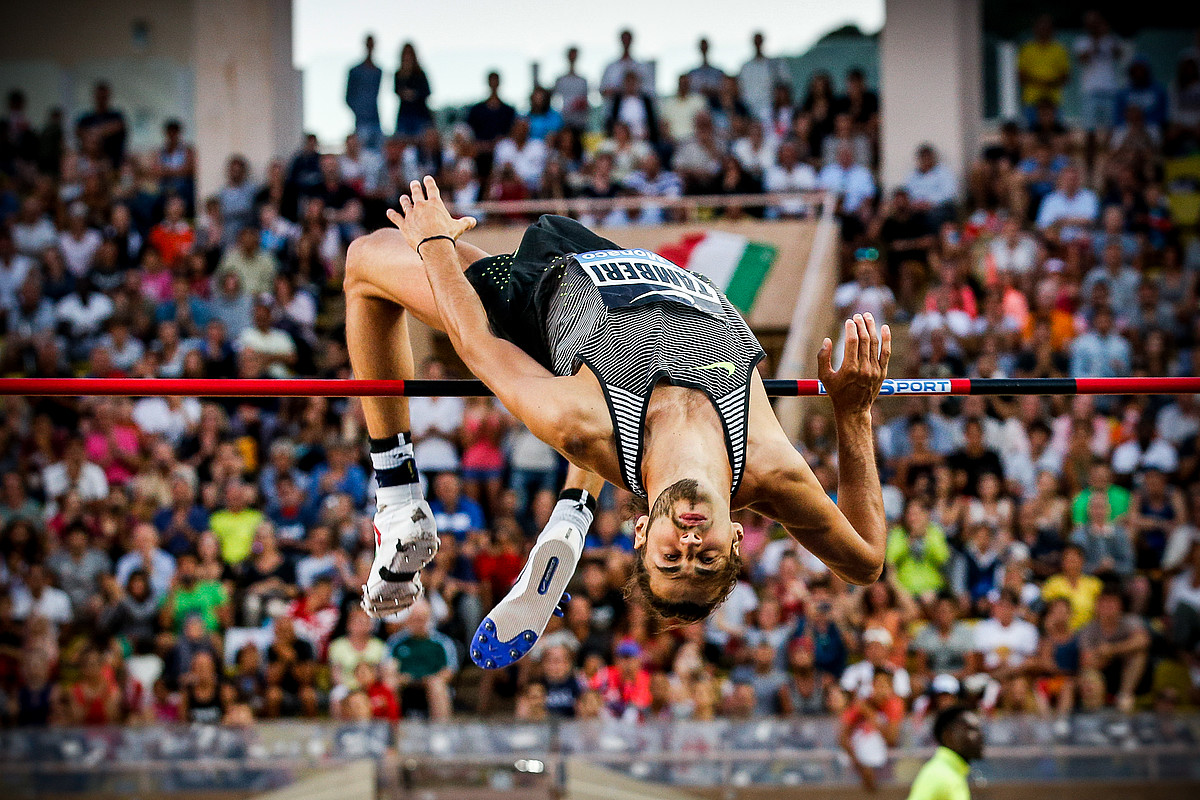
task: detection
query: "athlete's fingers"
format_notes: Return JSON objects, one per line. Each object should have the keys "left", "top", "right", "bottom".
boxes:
{"left": 864, "top": 313, "right": 879, "bottom": 364}
{"left": 817, "top": 337, "right": 834, "bottom": 381}
{"left": 843, "top": 318, "right": 858, "bottom": 367}
{"left": 880, "top": 324, "right": 892, "bottom": 374}
{"left": 410, "top": 179, "right": 426, "bottom": 201}
{"left": 398, "top": 194, "right": 413, "bottom": 216}
{"left": 424, "top": 175, "right": 440, "bottom": 200}
{"left": 854, "top": 314, "right": 870, "bottom": 366}
{"left": 386, "top": 208, "right": 403, "bottom": 228}
{"left": 453, "top": 216, "right": 477, "bottom": 236}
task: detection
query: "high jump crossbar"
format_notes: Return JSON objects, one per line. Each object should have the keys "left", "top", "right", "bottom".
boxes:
{"left": 0, "top": 377, "right": 1196, "bottom": 398}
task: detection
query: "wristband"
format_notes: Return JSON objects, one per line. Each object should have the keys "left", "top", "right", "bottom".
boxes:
{"left": 416, "top": 235, "right": 455, "bottom": 259}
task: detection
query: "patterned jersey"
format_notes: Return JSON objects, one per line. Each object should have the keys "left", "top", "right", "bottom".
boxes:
{"left": 544, "top": 248, "right": 765, "bottom": 498}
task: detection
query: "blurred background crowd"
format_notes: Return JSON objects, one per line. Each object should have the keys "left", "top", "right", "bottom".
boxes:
{"left": 0, "top": 9, "right": 1199, "bottom": 787}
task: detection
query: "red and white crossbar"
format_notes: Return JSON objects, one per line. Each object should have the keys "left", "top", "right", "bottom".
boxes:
{"left": 0, "top": 377, "right": 1195, "bottom": 398}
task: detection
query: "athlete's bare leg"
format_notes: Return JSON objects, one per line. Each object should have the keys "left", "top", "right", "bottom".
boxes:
{"left": 343, "top": 227, "right": 490, "bottom": 437}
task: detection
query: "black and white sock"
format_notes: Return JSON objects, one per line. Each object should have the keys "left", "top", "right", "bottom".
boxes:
{"left": 369, "top": 433, "right": 422, "bottom": 507}
{"left": 540, "top": 488, "right": 597, "bottom": 544}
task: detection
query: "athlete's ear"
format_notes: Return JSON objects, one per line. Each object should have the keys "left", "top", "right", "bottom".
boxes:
{"left": 633, "top": 515, "right": 649, "bottom": 548}
{"left": 731, "top": 521, "right": 744, "bottom": 555}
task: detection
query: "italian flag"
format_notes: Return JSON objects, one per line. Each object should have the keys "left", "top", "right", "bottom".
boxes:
{"left": 657, "top": 231, "right": 778, "bottom": 315}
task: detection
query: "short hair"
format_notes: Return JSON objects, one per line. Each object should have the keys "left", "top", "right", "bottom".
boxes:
{"left": 933, "top": 704, "right": 973, "bottom": 746}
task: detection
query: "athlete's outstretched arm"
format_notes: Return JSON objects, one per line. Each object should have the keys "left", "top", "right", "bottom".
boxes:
{"left": 817, "top": 313, "right": 891, "bottom": 582}
{"left": 386, "top": 177, "right": 584, "bottom": 452}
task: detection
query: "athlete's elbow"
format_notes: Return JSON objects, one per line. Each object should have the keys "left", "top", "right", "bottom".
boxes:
{"left": 843, "top": 549, "right": 885, "bottom": 586}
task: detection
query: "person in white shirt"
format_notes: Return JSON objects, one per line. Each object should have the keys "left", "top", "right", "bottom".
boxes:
{"left": 833, "top": 259, "right": 895, "bottom": 368}
{"left": 904, "top": 144, "right": 959, "bottom": 226}
{"left": 10, "top": 564, "right": 73, "bottom": 632}
{"left": 600, "top": 30, "right": 655, "bottom": 107}
{"left": 237, "top": 296, "right": 297, "bottom": 378}
{"left": 988, "top": 217, "right": 1039, "bottom": 275}
{"left": 1111, "top": 421, "right": 1179, "bottom": 477}
{"left": 840, "top": 627, "right": 912, "bottom": 700}
{"left": 973, "top": 589, "right": 1039, "bottom": 674}
{"left": 408, "top": 358, "right": 464, "bottom": 476}
{"left": 57, "top": 202, "right": 103, "bottom": 276}
{"left": 818, "top": 143, "right": 877, "bottom": 215}
{"left": 11, "top": 197, "right": 59, "bottom": 257}
{"left": 493, "top": 117, "right": 548, "bottom": 192}
{"left": 733, "top": 120, "right": 779, "bottom": 180}
{"left": 1074, "top": 11, "right": 1125, "bottom": 133}
{"left": 661, "top": 74, "right": 709, "bottom": 142}
{"left": 115, "top": 522, "right": 177, "bottom": 601}
{"left": 42, "top": 438, "right": 109, "bottom": 506}
{"left": 1156, "top": 394, "right": 1200, "bottom": 446}
{"left": 763, "top": 140, "right": 816, "bottom": 217}
{"left": 1036, "top": 165, "right": 1099, "bottom": 241}
{"left": 738, "top": 32, "right": 791, "bottom": 122}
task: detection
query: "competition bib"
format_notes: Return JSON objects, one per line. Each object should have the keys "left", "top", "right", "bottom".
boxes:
{"left": 574, "top": 249, "right": 724, "bottom": 315}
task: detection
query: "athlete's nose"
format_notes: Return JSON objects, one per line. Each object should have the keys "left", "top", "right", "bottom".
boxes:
{"left": 679, "top": 529, "right": 702, "bottom": 546}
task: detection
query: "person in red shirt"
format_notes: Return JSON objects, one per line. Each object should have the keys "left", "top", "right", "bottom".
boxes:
{"left": 287, "top": 576, "right": 340, "bottom": 659}
{"left": 353, "top": 662, "right": 400, "bottom": 721}
{"left": 147, "top": 195, "right": 195, "bottom": 270}
{"left": 839, "top": 669, "right": 905, "bottom": 792}
{"left": 599, "top": 639, "right": 653, "bottom": 720}
{"left": 474, "top": 524, "right": 524, "bottom": 606}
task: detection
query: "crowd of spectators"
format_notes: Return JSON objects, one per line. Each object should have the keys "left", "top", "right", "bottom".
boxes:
{"left": 0, "top": 15, "right": 1199, "bottom": 791}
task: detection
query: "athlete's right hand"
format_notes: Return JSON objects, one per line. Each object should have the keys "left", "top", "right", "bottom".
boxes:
{"left": 818, "top": 312, "right": 891, "bottom": 415}
{"left": 386, "top": 176, "right": 477, "bottom": 253}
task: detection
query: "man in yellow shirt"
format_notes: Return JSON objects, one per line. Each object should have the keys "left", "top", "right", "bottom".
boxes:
{"left": 1017, "top": 15, "right": 1071, "bottom": 119}
{"left": 1041, "top": 544, "right": 1103, "bottom": 630}
{"left": 907, "top": 704, "right": 983, "bottom": 800}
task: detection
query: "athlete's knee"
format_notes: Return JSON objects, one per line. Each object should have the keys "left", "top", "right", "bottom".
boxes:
{"left": 345, "top": 228, "right": 406, "bottom": 296}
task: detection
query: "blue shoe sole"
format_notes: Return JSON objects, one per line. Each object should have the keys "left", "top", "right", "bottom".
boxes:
{"left": 469, "top": 537, "right": 577, "bottom": 669}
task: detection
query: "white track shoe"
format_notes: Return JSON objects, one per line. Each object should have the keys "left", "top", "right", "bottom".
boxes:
{"left": 361, "top": 497, "right": 439, "bottom": 619}
{"left": 470, "top": 518, "right": 585, "bottom": 669}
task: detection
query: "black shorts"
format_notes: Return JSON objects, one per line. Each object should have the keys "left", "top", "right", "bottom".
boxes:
{"left": 464, "top": 215, "right": 619, "bottom": 371}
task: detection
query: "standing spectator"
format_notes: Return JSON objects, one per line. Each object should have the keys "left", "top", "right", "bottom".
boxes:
{"left": 1116, "top": 59, "right": 1169, "bottom": 130}
{"left": 158, "top": 119, "right": 196, "bottom": 208}
{"left": 553, "top": 47, "right": 590, "bottom": 142}
{"left": 75, "top": 81, "right": 127, "bottom": 168}
{"left": 687, "top": 37, "right": 726, "bottom": 102}
{"left": 840, "top": 670, "right": 904, "bottom": 793}
{"left": 738, "top": 32, "right": 790, "bottom": 122}
{"left": 600, "top": 30, "right": 655, "bottom": 107}
{"left": 1078, "top": 586, "right": 1150, "bottom": 711}
{"left": 394, "top": 43, "right": 433, "bottom": 139}
{"left": 1069, "top": 306, "right": 1131, "bottom": 379}
{"left": 466, "top": 72, "right": 516, "bottom": 181}
{"left": 904, "top": 144, "right": 958, "bottom": 228}
{"left": 346, "top": 35, "right": 383, "bottom": 151}
{"left": 1074, "top": 12, "right": 1125, "bottom": 141}
{"left": 1017, "top": 15, "right": 1071, "bottom": 122}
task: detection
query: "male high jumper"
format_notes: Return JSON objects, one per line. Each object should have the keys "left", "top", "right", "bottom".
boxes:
{"left": 348, "top": 176, "right": 890, "bottom": 669}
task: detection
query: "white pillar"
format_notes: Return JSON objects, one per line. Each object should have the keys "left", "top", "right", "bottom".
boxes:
{"left": 880, "top": 0, "right": 982, "bottom": 193}
{"left": 192, "top": 0, "right": 301, "bottom": 202}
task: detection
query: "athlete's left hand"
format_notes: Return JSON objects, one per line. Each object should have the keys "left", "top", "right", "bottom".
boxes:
{"left": 386, "top": 176, "right": 476, "bottom": 252}
{"left": 818, "top": 312, "right": 891, "bottom": 415}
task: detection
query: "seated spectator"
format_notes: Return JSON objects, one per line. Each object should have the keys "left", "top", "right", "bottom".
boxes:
{"left": 1167, "top": 536, "right": 1200, "bottom": 663}
{"left": 237, "top": 296, "right": 297, "bottom": 379}
{"left": 840, "top": 670, "right": 903, "bottom": 793}
{"left": 287, "top": 575, "right": 340, "bottom": 660}
{"left": 10, "top": 563, "right": 73, "bottom": 630}
{"left": 160, "top": 552, "right": 230, "bottom": 634}
{"left": 1117, "top": 58, "right": 1169, "bottom": 130}
{"left": 1036, "top": 164, "right": 1099, "bottom": 241}
{"left": 794, "top": 578, "right": 849, "bottom": 678}
{"left": 209, "top": 480, "right": 265, "bottom": 567}
{"left": 763, "top": 140, "right": 817, "bottom": 218}
{"left": 622, "top": 152, "right": 683, "bottom": 225}
{"left": 179, "top": 649, "right": 226, "bottom": 724}
{"left": 429, "top": 472, "right": 486, "bottom": 543}
{"left": 947, "top": 418, "right": 1004, "bottom": 498}
{"left": 1071, "top": 493, "right": 1135, "bottom": 578}
{"left": 597, "top": 639, "right": 651, "bottom": 721}
{"left": 973, "top": 589, "right": 1039, "bottom": 700}
{"left": 265, "top": 615, "right": 319, "bottom": 718}
{"left": 841, "top": 627, "right": 911, "bottom": 701}
{"left": 494, "top": 117, "right": 548, "bottom": 192}
{"left": 1078, "top": 585, "right": 1150, "bottom": 712}
{"left": 66, "top": 647, "right": 123, "bottom": 726}
{"left": 672, "top": 110, "right": 724, "bottom": 193}
{"left": 216, "top": 226, "right": 277, "bottom": 297}
{"left": 1042, "top": 543, "right": 1103, "bottom": 630}
{"left": 386, "top": 600, "right": 455, "bottom": 721}
{"left": 235, "top": 524, "right": 297, "bottom": 625}
{"left": 904, "top": 143, "right": 958, "bottom": 227}
{"left": 1072, "top": 458, "right": 1131, "bottom": 525}
{"left": 1025, "top": 596, "right": 1081, "bottom": 715}
{"left": 210, "top": 273, "right": 254, "bottom": 339}
{"left": 537, "top": 643, "right": 583, "bottom": 718}
{"left": 912, "top": 593, "right": 977, "bottom": 687}
{"left": 730, "top": 640, "right": 789, "bottom": 715}
{"left": 329, "top": 608, "right": 387, "bottom": 691}
{"left": 777, "top": 635, "right": 837, "bottom": 715}
{"left": 886, "top": 499, "right": 950, "bottom": 601}
{"left": 1111, "top": 418, "right": 1179, "bottom": 479}
{"left": 818, "top": 141, "right": 877, "bottom": 216}
{"left": 46, "top": 521, "right": 111, "bottom": 617}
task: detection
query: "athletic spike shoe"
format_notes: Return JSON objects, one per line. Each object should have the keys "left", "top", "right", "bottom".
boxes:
{"left": 470, "top": 521, "right": 584, "bottom": 669}
{"left": 361, "top": 499, "right": 438, "bottom": 619}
